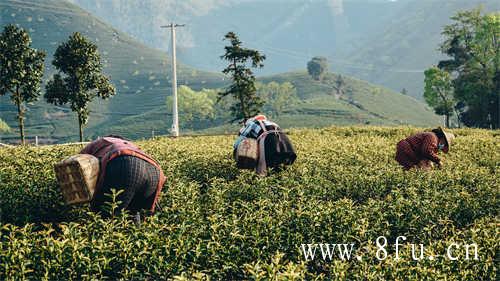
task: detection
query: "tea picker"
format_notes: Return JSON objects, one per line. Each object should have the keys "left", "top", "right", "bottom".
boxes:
{"left": 234, "top": 115, "right": 297, "bottom": 175}
{"left": 395, "top": 127, "right": 455, "bottom": 171}
{"left": 54, "top": 135, "right": 166, "bottom": 222}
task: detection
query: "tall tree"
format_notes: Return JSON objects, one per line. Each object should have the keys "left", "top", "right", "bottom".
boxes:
{"left": 437, "top": 8, "right": 499, "bottom": 128}
{"left": 307, "top": 56, "right": 328, "bottom": 81}
{"left": 219, "top": 32, "right": 266, "bottom": 121}
{"left": 424, "top": 66, "right": 455, "bottom": 128}
{"left": 45, "top": 32, "right": 115, "bottom": 141}
{"left": 0, "top": 25, "right": 45, "bottom": 144}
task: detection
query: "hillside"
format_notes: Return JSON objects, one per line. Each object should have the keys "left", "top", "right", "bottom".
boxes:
{"left": 0, "top": 126, "right": 497, "bottom": 279}
{"left": 0, "top": 0, "right": 226, "bottom": 142}
{"left": 87, "top": 71, "right": 441, "bottom": 138}
{"left": 1, "top": 0, "right": 439, "bottom": 143}
{"left": 259, "top": 71, "right": 439, "bottom": 128}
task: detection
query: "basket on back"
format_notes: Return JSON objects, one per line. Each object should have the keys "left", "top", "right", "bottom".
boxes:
{"left": 54, "top": 154, "right": 100, "bottom": 205}
{"left": 235, "top": 138, "right": 258, "bottom": 169}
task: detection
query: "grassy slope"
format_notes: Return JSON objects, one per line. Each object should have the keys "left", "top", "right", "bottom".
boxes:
{"left": 0, "top": 0, "right": 439, "bottom": 143}
{"left": 260, "top": 71, "right": 440, "bottom": 127}
{"left": 0, "top": 126, "right": 497, "bottom": 279}
{"left": 0, "top": 0, "right": 225, "bottom": 142}
{"left": 109, "top": 71, "right": 441, "bottom": 138}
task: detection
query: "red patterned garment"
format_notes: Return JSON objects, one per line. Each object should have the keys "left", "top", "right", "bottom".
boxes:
{"left": 395, "top": 132, "right": 441, "bottom": 170}
{"left": 80, "top": 137, "right": 166, "bottom": 212}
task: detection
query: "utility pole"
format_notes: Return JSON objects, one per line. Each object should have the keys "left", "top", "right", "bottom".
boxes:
{"left": 161, "top": 23, "right": 185, "bottom": 137}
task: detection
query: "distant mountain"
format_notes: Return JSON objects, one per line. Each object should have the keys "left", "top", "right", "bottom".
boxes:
{"left": 68, "top": 0, "right": 405, "bottom": 73}
{"left": 68, "top": 0, "right": 499, "bottom": 99}
{"left": 0, "top": 0, "right": 439, "bottom": 143}
{"left": 342, "top": 0, "right": 500, "bottom": 100}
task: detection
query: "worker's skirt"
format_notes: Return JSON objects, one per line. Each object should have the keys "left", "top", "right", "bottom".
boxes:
{"left": 91, "top": 155, "right": 161, "bottom": 214}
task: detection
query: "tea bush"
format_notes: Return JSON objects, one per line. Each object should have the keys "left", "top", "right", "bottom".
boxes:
{"left": 0, "top": 126, "right": 498, "bottom": 280}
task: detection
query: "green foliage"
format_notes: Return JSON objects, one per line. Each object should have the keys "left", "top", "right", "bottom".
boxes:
{"left": 219, "top": 32, "right": 266, "bottom": 121}
{"left": 165, "top": 85, "right": 236, "bottom": 131}
{"left": 307, "top": 56, "right": 328, "bottom": 81}
{"left": 0, "top": 127, "right": 497, "bottom": 279}
{"left": 437, "top": 8, "right": 500, "bottom": 128}
{"left": 424, "top": 67, "right": 455, "bottom": 127}
{"left": 102, "top": 189, "right": 125, "bottom": 218}
{"left": 166, "top": 86, "right": 216, "bottom": 127}
{"left": 209, "top": 89, "right": 234, "bottom": 121}
{"left": 257, "top": 81, "right": 299, "bottom": 117}
{"left": 44, "top": 32, "right": 116, "bottom": 142}
{"left": 0, "top": 118, "right": 10, "bottom": 133}
{"left": 0, "top": 24, "right": 45, "bottom": 144}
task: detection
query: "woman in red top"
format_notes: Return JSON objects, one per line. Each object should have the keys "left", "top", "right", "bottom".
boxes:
{"left": 395, "top": 127, "right": 455, "bottom": 170}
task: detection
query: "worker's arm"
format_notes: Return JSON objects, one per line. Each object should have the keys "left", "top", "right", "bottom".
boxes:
{"left": 421, "top": 134, "right": 441, "bottom": 165}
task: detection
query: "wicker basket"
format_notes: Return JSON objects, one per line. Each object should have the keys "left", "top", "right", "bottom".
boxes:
{"left": 236, "top": 137, "right": 258, "bottom": 169}
{"left": 54, "top": 154, "right": 100, "bottom": 205}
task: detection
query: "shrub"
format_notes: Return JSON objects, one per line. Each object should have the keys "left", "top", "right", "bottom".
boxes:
{"left": 0, "top": 126, "right": 497, "bottom": 279}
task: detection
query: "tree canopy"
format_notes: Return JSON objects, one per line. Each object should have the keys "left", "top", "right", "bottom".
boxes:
{"left": 0, "top": 24, "right": 45, "bottom": 144}
{"left": 424, "top": 66, "right": 455, "bottom": 127}
{"left": 436, "top": 8, "right": 499, "bottom": 128}
{"left": 307, "top": 57, "right": 328, "bottom": 81}
{"left": 257, "top": 81, "right": 298, "bottom": 117}
{"left": 219, "top": 32, "right": 266, "bottom": 122}
{"left": 45, "top": 32, "right": 115, "bottom": 141}
{"left": 166, "top": 86, "right": 216, "bottom": 127}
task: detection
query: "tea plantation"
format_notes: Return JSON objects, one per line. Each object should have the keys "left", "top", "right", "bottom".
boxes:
{"left": 0, "top": 127, "right": 498, "bottom": 280}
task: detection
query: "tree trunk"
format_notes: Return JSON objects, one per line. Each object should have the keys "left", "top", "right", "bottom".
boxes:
{"left": 454, "top": 109, "right": 462, "bottom": 128}
{"left": 240, "top": 93, "right": 247, "bottom": 120}
{"left": 232, "top": 58, "right": 248, "bottom": 120}
{"left": 445, "top": 114, "right": 450, "bottom": 128}
{"left": 78, "top": 114, "right": 83, "bottom": 142}
{"left": 15, "top": 91, "right": 25, "bottom": 145}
